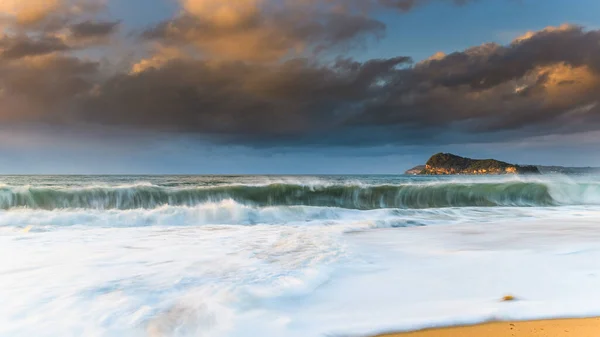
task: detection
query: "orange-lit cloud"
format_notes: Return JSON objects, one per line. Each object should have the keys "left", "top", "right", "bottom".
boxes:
{"left": 512, "top": 23, "right": 577, "bottom": 44}
{"left": 0, "top": 0, "right": 106, "bottom": 29}
{"left": 130, "top": 45, "right": 189, "bottom": 74}
{"left": 0, "top": 0, "right": 61, "bottom": 25}
{"left": 141, "top": 0, "right": 386, "bottom": 63}
{"left": 181, "top": 0, "right": 262, "bottom": 26}
{"left": 537, "top": 63, "right": 599, "bottom": 106}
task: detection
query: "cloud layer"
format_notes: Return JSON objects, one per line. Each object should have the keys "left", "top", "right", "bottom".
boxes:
{"left": 1, "top": 0, "right": 600, "bottom": 147}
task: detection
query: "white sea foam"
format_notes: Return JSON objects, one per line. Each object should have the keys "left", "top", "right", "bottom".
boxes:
{"left": 1, "top": 205, "right": 600, "bottom": 336}
{"left": 0, "top": 222, "right": 348, "bottom": 337}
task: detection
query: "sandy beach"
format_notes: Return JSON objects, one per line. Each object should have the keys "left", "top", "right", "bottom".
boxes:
{"left": 376, "top": 318, "right": 600, "bottom": 337}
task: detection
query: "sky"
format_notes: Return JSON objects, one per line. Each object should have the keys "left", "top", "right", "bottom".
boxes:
{"left": 1, "top": 0, "right": 600, "bottom": 174}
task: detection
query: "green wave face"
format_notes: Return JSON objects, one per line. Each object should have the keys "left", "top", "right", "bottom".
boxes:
{"left": 0, "top": 181, "right": 566, "bottom": 210}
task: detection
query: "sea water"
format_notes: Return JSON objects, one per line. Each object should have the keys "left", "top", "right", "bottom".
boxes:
{"left": 1, "top": 175, "right": 600, "bottom": 336}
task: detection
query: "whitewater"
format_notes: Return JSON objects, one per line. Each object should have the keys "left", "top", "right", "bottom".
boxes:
{"left": 1, "top": 175, "right": 600, "bottom": 337}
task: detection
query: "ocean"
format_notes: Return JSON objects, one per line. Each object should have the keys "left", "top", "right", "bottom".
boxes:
{"left": 1, "top": 175, "right": 600, "bottom": 336}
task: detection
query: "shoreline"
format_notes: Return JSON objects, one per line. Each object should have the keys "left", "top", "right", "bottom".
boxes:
{"left": 373, "top": 317, "right": 600, "bottom": 337}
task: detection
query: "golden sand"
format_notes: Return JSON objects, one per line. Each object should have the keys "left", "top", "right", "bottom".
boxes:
{"left": 375, "top": 318, "right": 600, "bottom": 337}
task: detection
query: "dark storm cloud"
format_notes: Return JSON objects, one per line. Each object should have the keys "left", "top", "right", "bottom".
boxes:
{"left": 4, "top": 24, "right": 600, "bottom": 146}
{"left": 69, "top": 20, "right": 120, "bottom": 39}
{"left": 81, "top": 56, "right": 411, "bottom": 138}
{"left": 2, "top": 0, "right": 600, "bottom": 148}
{"left": 0, "top": 55, "right": 99, "bottom": 122}
{"left": 81, "top": 24, "right": 600, "bottom": 145}
{"left": 413, "top": 25, "right": 600, "bottom": 90}
{"left": 0, "top": 20, "right": 118, "bottom": 61}
{"left": 0, "top": 35, "right": 69, "bottom": 59}
{"left": 350, "top": 25, "right": 600, "bottom": 133}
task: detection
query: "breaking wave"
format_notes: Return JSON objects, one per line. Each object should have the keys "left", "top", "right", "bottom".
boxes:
{"left": 0, "top": 179, "right": 599, "bottom": 210}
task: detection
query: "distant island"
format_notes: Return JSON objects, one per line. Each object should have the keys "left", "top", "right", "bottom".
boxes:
{"left": 406, "top": 153, "right": 600, "bottom": 175}
{"left": 406, "top": 153, "right": 540, "bottom": 175}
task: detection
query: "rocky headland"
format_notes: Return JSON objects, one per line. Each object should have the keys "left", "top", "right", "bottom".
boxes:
{"left": 406, "top": 153, "right": 540, "bottom": 175}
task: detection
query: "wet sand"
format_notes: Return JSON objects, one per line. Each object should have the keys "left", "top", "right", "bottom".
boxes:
{"left": 375, "top": 318, "right": 600, "bottom": 337}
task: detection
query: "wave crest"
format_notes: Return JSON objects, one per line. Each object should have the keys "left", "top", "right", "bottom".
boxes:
{"left": 0, "top": 179, "right": 595, "bottom": 210}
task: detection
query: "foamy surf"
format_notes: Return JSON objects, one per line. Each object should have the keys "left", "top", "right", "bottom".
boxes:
{"left": 1, "top": 175, "right": 600, "bottom": 337}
